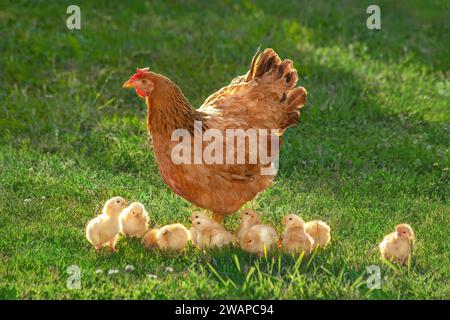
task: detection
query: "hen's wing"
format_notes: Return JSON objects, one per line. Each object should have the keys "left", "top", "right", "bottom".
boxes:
{"left": 199, "top": 48, "right": 307, "bottom": 132}
{"left": 195, "top": 48, "right": 307, "bottom": 183}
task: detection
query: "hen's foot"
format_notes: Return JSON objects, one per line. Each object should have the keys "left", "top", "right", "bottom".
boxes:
{"left": 212, "top": 213, "right": 224, "bottom": 223}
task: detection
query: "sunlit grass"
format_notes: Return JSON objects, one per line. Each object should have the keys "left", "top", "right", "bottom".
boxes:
{"left": 0, "top": 0, "right": 449, "bottom": 299}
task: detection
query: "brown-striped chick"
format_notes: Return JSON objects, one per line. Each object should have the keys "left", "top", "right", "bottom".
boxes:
{"left": 305, "top": 220, "right": 331, "bottom": 248}
{"left": 142, "top": 223, "right": 190, "bottom": 251}
{"left": 188, "top": 211, "right": 225, "bottom": 245}
{"left": 281, "top": 214, "right": 314, "bottom": 256}
{"left": 379, "top": 224, "right": 414, "bottom": 265}
{"left": 191, "top": 218, "right": 233, "bottom": 249}
{"left": 119, "top": 202, "right": 149, "bottom": 238}
{"left": 86, "top": 196, "right": 127, "bottom": 252}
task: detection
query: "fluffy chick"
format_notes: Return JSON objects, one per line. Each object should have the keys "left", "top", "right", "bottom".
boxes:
{"left": 379, "top": 224, "right": 414, "bottom": 265}
{"left": 191, "top": 218, "right": 233, "bottom": 249}
{"left": 241, "top": 224, "right": 278, "bottom": 255}
{"left": 86, "top": 196, "right": 127, "bottom": 252}
{"left": 188, "top": 211, "right": 226, "bottom": 245}
{"left": 119, "top": 202, "right": 149, "bottom": 237}
{"left": 142, "top": 223, "right": 190, "bottom": 251}
{"left": 281, "top": 214, "right": 314, "bottom": 256}
{"left": 305, "top": 220, "right": 331, "bottom": 248}
{"left": 237, "top": 209, "right": 261, "bottom": 246}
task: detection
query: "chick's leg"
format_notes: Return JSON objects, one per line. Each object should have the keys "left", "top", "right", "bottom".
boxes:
{"left": 108, "top": 235, "right": 118, "bottom": 252}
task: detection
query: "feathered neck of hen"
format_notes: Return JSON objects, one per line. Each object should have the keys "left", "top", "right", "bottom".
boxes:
{"left": 145, "top": 74, "right": 206, "bottom": 136}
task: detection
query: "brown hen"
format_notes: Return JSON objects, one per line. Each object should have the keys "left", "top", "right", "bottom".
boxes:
{"left": 123, "top": 48, "right": 307, "bottom": 222}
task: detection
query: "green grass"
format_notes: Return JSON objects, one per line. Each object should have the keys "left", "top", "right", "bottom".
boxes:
{"left": 0, "top": 0, "right": 449, "bottom": 299}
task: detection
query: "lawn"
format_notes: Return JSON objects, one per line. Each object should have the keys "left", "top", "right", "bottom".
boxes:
{"left": 0, "top": 0, "right": 449, "bottom": 299}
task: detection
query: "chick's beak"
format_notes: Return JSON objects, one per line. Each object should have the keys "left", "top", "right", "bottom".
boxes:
{"left": 122, "top": 79, "right": 134, "bottom": 88}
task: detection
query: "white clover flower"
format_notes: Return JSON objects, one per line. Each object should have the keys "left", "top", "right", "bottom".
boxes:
{"left": 108, "top": 269, "right": 119, "bottom": 276}
{"left": 24, "top": 199, "right": 32, "bottom": 203}
{"left": 124, "top": 265, "right": 135, "bottom": 272}
{"left": 95, "top": 269, "right": 103, "bottom": 274}
{"left": 165, "top": 267, "right": 174, "bottom": 273}
{"left": 148, "top": 274, "right": 158, "bottom": 280}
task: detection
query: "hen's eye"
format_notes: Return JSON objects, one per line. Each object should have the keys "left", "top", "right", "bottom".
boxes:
{"left": 141, "top": 80, "right": 146, "bottom": 84}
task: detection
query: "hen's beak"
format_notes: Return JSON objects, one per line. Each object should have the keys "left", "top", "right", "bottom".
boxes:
{"left": 122, "top": 79, "right": 134, "bottom": 88}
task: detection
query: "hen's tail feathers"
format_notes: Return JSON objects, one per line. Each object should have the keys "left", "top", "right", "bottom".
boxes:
{"left": 247, "top": 48, "right": 307, "bottom": 131}
{"left": 284, "top": 87, "right": 307, "bottom": 129}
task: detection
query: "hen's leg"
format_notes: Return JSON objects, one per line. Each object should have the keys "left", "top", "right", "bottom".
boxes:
{"left": 212, "top": 213, "right": 224, "bottom": 223}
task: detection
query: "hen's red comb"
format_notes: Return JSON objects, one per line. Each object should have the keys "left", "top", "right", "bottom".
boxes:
{"left": 130, "top": 67, "right": 150, "bottom": 80}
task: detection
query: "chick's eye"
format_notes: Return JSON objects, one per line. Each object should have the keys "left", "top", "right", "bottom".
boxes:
{"left": 289, "top": 218, "right": 293, "bottom": 220}
{"left": 197, "top": 222, "right": 200, "bottom": 225}
{"left": 116, "top": 200, "right": 120, "bottom": 203}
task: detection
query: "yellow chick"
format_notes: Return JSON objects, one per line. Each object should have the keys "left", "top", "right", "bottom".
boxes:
{"left": 305, "top": 220, "right": 331, "bottom": 248}
{"left": 188, "top": 211, "right": 226, "bottom": 245}
{"left": 191, "top": 218, "right": 233, "bottom": 249}
{"left": 281, "top": 214, "right": 314, "bottom": 256}
{"left": 142, "top": 223, "right": 190, "bottom": 251}
{"left": 86, "top": 196, "right": 127, "bottom": 252}
{"left": 241, "top": 224, "right": 278, "bottom": 255}
{"left": 119, "top": 202, "right": 149, "bottom": 237}
{"left": 237, "top": 209, "right": 261, "bottom": 246}
{"left": 379, "top": 224, "right": 414, "bottom": 265}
